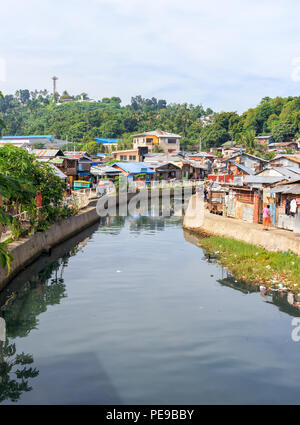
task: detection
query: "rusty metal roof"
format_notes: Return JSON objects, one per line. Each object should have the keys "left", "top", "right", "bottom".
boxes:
{"left": 33, "top": 149, "right": 63, "bottom": 157}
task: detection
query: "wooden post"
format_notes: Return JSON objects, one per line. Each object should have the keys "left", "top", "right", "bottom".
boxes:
{"left": 253, "top": 192, "right": 259, "bottom": 224}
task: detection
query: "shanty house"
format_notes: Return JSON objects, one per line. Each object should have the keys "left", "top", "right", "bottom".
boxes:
{"left": 224, "top": 152, "right": 268, "bottom": 173}
{"left": 147, "top": 162, "right": 182, "bottom": 180}
{"left": 267, "top": 180, "right": 300, "bottom": 232}
{"left": 64, "top": 152, "right": 93, "bottom": 181}
{"left": 33, "top": 149, "right": 64, "bottom": 159}
{"left": 111, "top": 162, "right": 155, "bottom": 183}
{"left": 268, "top": 155, "right": 300, "bottom": 169}
{"left": 49, "top": 157, "right": 78, "bottom": 184}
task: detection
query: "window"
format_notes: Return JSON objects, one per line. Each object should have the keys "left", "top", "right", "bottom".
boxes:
{"left": 167, "top": 138, "right": 177, "bottom": 144}
{"left": 120, "top": 155, "right": 127, "bottom": 160}
{"left": 146, "top": 138, "right": 153, "bottom": 144}
{"left": 129, "top": 155, "right": 136, "bottom": 160}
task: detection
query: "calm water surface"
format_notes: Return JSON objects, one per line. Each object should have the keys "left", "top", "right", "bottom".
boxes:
{"left": 0, "top": 214, "right": 300, "bottom": 405}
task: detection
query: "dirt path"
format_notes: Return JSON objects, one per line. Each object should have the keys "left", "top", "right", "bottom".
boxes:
{"left": 183, "top": 195, "right": 300, "bottom": 256}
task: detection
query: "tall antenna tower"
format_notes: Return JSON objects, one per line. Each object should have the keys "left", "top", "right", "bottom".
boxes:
{"left": 51, "top": 76, "right": 58, "bottom": 96}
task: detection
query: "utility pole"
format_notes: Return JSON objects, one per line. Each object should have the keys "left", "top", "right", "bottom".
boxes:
{"left": 66, "top": 135, "right": 68, "bottom": 152}
{"left": 199, "top": 137, "right": 202, "bottom": 152}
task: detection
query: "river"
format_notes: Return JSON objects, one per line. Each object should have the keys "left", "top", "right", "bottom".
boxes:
{"left": 0, "top": 212, "right": 300, "bottom": 405}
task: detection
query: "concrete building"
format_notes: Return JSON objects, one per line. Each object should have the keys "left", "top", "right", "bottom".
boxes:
{"left": 1, "top": 135, "right": 69, "bottom": 149}
{"left": 111, "top": 147, "right": 150, "bottom": 162}
{"left": 111, "top": 149, "right": 139, "bottom": 161}
{"left": 132, "top": 130, "right": 181, "bottom": 154}
{"left": 95, "top": 138, "right": 118, "bottom": 152}
{"left": 0, "top": 140, "right": 33, "bottom": 151}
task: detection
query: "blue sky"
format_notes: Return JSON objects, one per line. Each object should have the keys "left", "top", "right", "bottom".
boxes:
{"left": 0, "top": 0, "right": 299, "bottom": 113}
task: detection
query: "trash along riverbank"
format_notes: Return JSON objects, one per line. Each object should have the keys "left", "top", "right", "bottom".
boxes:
{"left": 192, "top": 232, "right": 300, "bottom": 294}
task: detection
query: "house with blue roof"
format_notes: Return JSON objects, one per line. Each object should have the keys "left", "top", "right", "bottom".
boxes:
{"left": 2, "top": 135, "right": 54, "bottom": 142}
{"left": 95, "top": 138, "right": 119, "bottom": 151}
{"left": 111, "top": 162, "right": 155, "bottom": 183}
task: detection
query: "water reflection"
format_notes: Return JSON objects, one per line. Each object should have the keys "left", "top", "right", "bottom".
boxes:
{"left": 0, "top": 224, "right": 99, "bottom": 403}
{"left": 0, "top": 259, "right": 67, "bottom": 402}
{"left": 0, "top": 216, "right": 299, "bottom": 404}
{"left": 99, "top": 213, "right": 182, "bottom": 235}
{"left": 183, "top": 229, "right": 300, "bottom": 318}
{"left": 0, "top": 333, "right": 39, "bottom": 403}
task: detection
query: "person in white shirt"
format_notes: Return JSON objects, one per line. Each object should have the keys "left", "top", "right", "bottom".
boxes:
{"left": 290, "top": 198, "right": 297, "bottom": 216}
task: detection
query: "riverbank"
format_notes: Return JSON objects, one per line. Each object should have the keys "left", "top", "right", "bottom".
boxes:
{"left": 183, "top": 195, "right": 300, "bottom": 256}
{"left": 194, "top": 233, "right": 300, "bottom": 290}
{"left": 183, "top": 195, "right": 300, "bottom": 291}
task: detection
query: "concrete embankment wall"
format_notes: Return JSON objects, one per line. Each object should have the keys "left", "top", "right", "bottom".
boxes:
{"left": 0, "top": 187, "right": 194, "bottom": 291}
{"left": 0, "top": 189, "right": 165, "bottom": 290}
{"left": 0, "top": 204, "right": 101, "bottom": 291}
{"left": 183, "top": 195, "right": 300, "bottom": 256}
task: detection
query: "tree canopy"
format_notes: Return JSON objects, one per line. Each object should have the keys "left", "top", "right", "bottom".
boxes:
{"left": 0, "top": 90, "right": 299, "bottom": 151}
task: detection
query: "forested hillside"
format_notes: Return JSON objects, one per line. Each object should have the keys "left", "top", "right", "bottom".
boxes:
{"left": 0, "top": 90, "right": 299, "bottom": 151}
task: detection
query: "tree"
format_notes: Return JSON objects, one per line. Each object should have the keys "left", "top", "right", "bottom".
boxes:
{"left": 240, "top": 129, "right": 256, "bottom": 150}
{"left": 0, "top": 145, "right": 64, "bottom": 226}
{"left": 86, "top": 141, "right": 102, "bottom": 155}
{"left": 271, "top": 121, "right": 296, "bottom": 143}
{"left": 200, "top": 125, "right": 230, "bottom": 148}
{"left": 19, "top": 89, "right": 30, "bottom": 104}
{"left": 59, "top": 91, "right": 74, "bottom": 102}
{"left": 1, "top": 89, "right": 299, "bottom": 153}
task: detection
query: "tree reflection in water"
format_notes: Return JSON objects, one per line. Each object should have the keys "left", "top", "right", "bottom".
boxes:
{"left": 183, "top": 229, "right": 300, "bottom": 318}
{"left": 0, "top": 243, "right": 84, "bottom": 403}
{"left": 0, "top": 338, "right": 39, "bottom": 403}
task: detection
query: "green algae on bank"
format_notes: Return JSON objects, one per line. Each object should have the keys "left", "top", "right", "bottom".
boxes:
{"left": 197, "top": 235, "right": 300, "bottom": 291}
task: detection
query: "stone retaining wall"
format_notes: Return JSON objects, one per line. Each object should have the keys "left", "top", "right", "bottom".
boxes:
{"left": 183, "top": 195, "right": 300, "bottom": 256}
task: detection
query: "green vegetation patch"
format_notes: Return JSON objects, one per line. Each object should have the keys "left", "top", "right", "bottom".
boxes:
{"left": 198, "top": 236, "right": 300, "bottom": 290}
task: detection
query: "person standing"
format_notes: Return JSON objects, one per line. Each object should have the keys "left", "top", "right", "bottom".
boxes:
{"left": 290, "top": 198, "right": 298, "bottom": 217}
{"left": 263, "top": 204, "right": 271, "bottom": 230}
{"left": 66, "top": 182, "right": 71, "bottom": 195}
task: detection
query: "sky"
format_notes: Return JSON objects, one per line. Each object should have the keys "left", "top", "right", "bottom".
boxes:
{"left": 0, "top": 0, "right": 300, "bottom": 113}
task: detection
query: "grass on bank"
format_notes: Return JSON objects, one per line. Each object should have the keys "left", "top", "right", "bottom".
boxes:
{"left": 198, "top": 236, "right": 300, "bottom": 290}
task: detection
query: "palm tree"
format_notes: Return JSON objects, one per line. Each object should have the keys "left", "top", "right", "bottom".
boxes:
{"left": 240, "top": 129, "right": 256, "bottom": 151}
